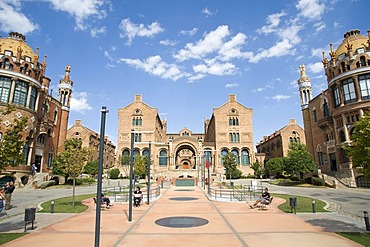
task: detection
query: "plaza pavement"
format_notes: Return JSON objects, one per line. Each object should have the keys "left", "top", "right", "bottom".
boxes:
{"left": 1, "top": 186, "right": 366, "bottom": 247}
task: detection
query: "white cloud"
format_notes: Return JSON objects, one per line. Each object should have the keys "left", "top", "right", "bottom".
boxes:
{"left": 0, "top": 1, "right": 38, "bottom": 34}
{"left": 218, "top": 32, "right": 248, "bottom": 61}
{"left": 159, "top": 39, "right": 178, "bottom": 46}
{"left": 90, "top": 26, "right": 106, "bottom": 38}
{"left": 48, "top": 0, "right": 107, "bottom": 30}
{"left": 119, "top": 18, "right": 164, "bottom": 46}
{"left": 257, "top": 12, "right": 286, "bottom": 35}
{"left": 225, "top": 83, "right": 239, "bottom": 88}
{"left": 174, "top": 25, "right": 230, "bottom": 61}
{"left": 118, "top": 55, "right": 187, "bottom": 81}
{"left": 296, "top": 0, "right": 325, "bottom": 20}
{"left": 187, "top": 73, "right": 205, "bottom": 82}
{"left": 249, "top": 39, "right": 296, "bottom": 63}
{"left": 313, "top": 22, "right": 326, "bottom": 32}
{"left": 307, "top": 62, "right": 323, "bottom": 74}
{"left": 179, "top": 28, "right": 198, "bottom": 36}
{"left": 201, "top": 7, "right": 214, "bottom": 17}
{"left": 193, "top": 59, "right": 236, "bottom": 76}
{"left": 272, "top": 94, "right": 291, "bottom": 101}
{"left": 70, "top": 91, "right": 93, "bottom": 114}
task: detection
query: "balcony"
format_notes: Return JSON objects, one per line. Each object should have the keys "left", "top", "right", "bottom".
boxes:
{"left": 317, "top": 116, "right": 333, "bottom": 128}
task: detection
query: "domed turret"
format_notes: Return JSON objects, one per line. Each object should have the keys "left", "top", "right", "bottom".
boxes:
{"left": 0, "top": 32, "right": 36, "bottom": 61}
{"left": 322, "top": 29, "right": 370, "bottom": 84}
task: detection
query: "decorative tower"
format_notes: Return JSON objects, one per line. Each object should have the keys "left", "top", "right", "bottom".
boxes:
{"left": 57, "top": 65, "right": 73, "bottom": 151}
{"left": 298, "top": 65, "right": 314, "bottom": 155}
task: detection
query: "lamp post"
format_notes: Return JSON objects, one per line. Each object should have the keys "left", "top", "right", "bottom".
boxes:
{"left": 147, "top": 141, "right": 151, "bottom": 205}
{"left": 94, "top": 106, "right": 109, "bottom": 247}
{"left": 128, "top": 131, "right": 135, "bottom": 222}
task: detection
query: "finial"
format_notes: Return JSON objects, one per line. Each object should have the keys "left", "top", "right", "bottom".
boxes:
{"left": 345, "top": 35, "right": 353, "bottom": 52}
{"left": 329, "top": 43, "right": 336, "bottom": 58}
{"left": 367, "top": 30, "right": 370, "bottom": 47}
{"left": 299, "top": 65, "right": 306, "bottom": 77}
{"left": 322, "top": 52, "right": 328, "bottom": 68}
{"left": 64, "top": 65, "right": 71, "bottom": 80}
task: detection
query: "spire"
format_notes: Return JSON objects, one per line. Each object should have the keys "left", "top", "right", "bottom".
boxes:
{"left": 329, "top": 43, "right": 336, "bottom": 67}
{"left": 64, "top": 65, "right": 71, "bottom": 81}
{"left": 297, "top": 65, "right": 312, "bottom": 110}
{"left": 16, "top": 40, "right": 23, "bottom": 62}
{"left": 42, "top": 55, "right": 47, "bottom": 74}
{"left": 33, "top": 47, "right": 39, "bottom": 67}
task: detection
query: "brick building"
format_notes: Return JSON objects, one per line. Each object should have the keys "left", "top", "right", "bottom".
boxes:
{"left": 298, "top": 29, "right": 370, "bottom": 187}
{"left": 256, "top": 119, "right": 306, "bottom": 162}
{"left": 117, "top": 94, "right": 255, "bottom": 179}
{"left": 0, "top": 32, "right": 72, "bottom": 185}
{"left": 67, "top": 120, "right": 116, "bottom": 169}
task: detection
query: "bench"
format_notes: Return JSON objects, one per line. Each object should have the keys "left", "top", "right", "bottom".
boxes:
{"left": 93, "top": 197, "right": 107, "bottom": 210}
{"left": 258, "top": 197, "right": 273, "bottom": 210}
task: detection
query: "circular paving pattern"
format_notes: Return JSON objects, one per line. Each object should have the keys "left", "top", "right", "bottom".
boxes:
{"left": 155, "top": 216, "right": 209, "bottom": 228}
{"left": 169, "top": 197, "right": 198, "bottom": 201}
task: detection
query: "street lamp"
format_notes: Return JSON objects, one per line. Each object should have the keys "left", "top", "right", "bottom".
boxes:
{"left": 94, "top": 106, "right": 109, "bottom": 247}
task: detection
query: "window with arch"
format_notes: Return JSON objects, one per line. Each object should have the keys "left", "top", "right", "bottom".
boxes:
{"left": 229, "top": 132, "right": 240, "bottom": 142}
{"left": 142, "top": 149, "right": 150, "bottom": 157}
{"left": 339, "top": 130, "right": 346, "bottom": 142}
{"left": 204, "top": 150, "right": 212, "bottom": 163}
{"left": 29, "top": 87, "right": 38, "bottom": 110}
{"left": 220, "top": 149, "right": 228, "bottom": 165}
{"left": 121, "top": 149, "right": 130, "bottom": 166}
{"left": 241, "top": 149, "right": 250, "bottom": 165}
{"left": 229, "top": 117, "right": 239, "bottom": 126}
{"left": 4, "top": 58, "right": 13, "bottom": 70}
{"left": 317, "top": 151, "right": 324, "bottom": 167}
{"left": 333, "top": 85, "right": 341, "bottom": 108}
{"left": 132, "top": 117, "right": 142, "bottom": 126}
{"left": 290, "top": 131, "right": 300, "bottom": 143}
{"left": 231, "top": 149, "right": 240, "bottom": 164}
{"left": 323, "top": 99, "right": 329, "bottom": 117}
{"left": 133, "top": 149, "right": 140, "bottom": 157}
{"left": 159, "top": 150, "right": 167, "bottom": 166}
{"left": 37, "top": 134, "right": 46, "bottom": 144}
{"left": 0, "top": 76, "right": 11, "bottom": 103}
{"left": 358, "top": 74, "right": 370, "bottom": 100}
{"left": 134, "top": 133, "right": 142, "bottom": 142}
{"left": 13, "top": 80, "right": 28, "bottom": 107}
{"left": 341, "top": 78, "right": 357, "bottom": 104}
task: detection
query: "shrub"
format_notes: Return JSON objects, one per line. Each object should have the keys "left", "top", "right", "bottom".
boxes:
{"left": 304, "top": 177, "right": 313, "bottom": 184}
{"left": 109, "top": 168, "right": 120, "bottom": 179}
{"left": 65, "top": 177, "right": 95, "bottom": 185}
{"left": 312, "top": 177, "right": 325, "bottom": 186}
{"left": 290, "top": 175, "right": 301, "bottom": 181}
{"left": 40, "top": 180, "right": 55, "bottom": 189}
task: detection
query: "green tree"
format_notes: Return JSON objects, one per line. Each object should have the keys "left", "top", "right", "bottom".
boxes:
{"left": 250, "top": 161, "right": 264, "bottom": 178}
{"left": 345, "top": 112, "right": 370, "bottom": 179}
{"left": 84, "top": 160, "right": 99, "bottom": 176}
{"left": 134, "top": 155, "right": 148, "bottom": 179}
{"left": 284, "top": 142, "right": 316, "bottom": 179}
{"left": 222, "top": 152, "right": 242, "bottom": 179}
{"left": 52, "top": 138, "right": 91, "bottom": 207}
{"left": 109, "top": 168, "right": 120, "bottom": 179}
{"left": 0, "top": 104, "right": 28, "bottom": 170}
{"left": 119, "top": 154, "right": 130, "bottom": 177}
{"left": 264, "top": 157, "right": 285, "bottom": 178}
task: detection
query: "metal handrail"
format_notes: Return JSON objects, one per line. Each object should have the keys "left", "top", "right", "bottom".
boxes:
{"left": 103, "top": 185, "right": 161, "bottom": 202}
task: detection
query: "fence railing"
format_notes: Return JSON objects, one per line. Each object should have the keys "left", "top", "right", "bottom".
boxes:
{"left": 208, "top": 185, "right": 264, "bottom": 202}
{"left": 103, "top": 185, "right": 161, "bottom": 202}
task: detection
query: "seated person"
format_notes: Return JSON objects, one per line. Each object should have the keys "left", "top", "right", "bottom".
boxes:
{"left": 101, "top": 193, "right": 113, "bottom": 208}
{"left": 249, "top": 187, "right": 270, "bottom": 209}
{"left": 133, "top": 186, "right": 143, "bottom": 207}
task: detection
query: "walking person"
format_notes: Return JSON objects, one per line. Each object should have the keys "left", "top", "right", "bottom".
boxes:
{"left": 4, "top": 181, "right": 15, "bottom": 210}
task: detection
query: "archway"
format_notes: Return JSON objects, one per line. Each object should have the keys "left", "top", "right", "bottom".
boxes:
{"left": 174, "top": 144, "right": 197, "bottom": 170}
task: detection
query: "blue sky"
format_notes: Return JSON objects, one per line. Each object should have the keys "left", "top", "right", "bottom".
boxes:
{"left": 1, "top": 0, "right": 368, "bottom": 149}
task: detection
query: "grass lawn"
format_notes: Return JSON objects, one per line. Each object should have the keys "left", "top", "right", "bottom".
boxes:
{"left": 272, "top": 193, "right": 328, "bottom": 213}
{"left": 337, "top": 232, "right": 370, "bottom": 247}
{"left": 39, "top": 194, "right": 95, "bottom": 213}
{"left": 0, "top": 233, "right": 27, "bottom": 245}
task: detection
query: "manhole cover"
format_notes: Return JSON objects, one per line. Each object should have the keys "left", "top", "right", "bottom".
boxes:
{"left": 169, "top": 197, "right": 198, "bottom": 201}
{"left": 175, "top": 189, "right": 194, "bottom": 191}
{"left": 155, "top": 217, "right": 209, "bottom": 228}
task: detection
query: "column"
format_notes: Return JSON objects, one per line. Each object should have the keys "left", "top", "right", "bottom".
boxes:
{"left": 353, "top": 76, "right": 362, "bottom": 102}
{"left": 342, "top": 114, "right": 350, "bottom": 141}
{"left": 26, "top": 84, "right": 32, "bottom": 108}
{"left": 9, "top": 78, "right": 16, "bottom": 104}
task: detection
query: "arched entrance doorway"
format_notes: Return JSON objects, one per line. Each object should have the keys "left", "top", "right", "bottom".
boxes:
{"left": 174, "top": 144, "right": 197, "bottom": 170}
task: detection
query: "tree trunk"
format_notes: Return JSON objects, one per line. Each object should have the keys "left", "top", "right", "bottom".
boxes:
{"left": 72, "top": 177, "right": 76, "bottom": 208}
